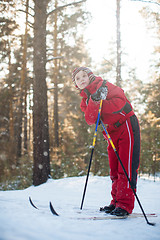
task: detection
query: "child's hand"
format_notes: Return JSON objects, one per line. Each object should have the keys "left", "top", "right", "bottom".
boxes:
{"left": 91, "top": 85, "right": 108, "bottom": 101}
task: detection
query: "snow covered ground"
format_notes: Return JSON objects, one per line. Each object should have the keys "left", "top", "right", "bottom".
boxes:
{"left": 0, "top": 176, "right": 160, "bottom": 240}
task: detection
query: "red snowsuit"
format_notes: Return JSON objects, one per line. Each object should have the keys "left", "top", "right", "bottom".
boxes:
{"left": 80, "top": 77, "right": 140, "bottom": 214}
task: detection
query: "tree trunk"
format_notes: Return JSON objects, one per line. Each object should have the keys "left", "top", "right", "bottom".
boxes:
{"left": 116, "top": 0, "right": 121, "bottom": 87}
{"left": 8, "top": 43, "right": 14, "bottom": 143}
{"left": 53, "top": 0, "right": 59, "bottom": 147}
{"left": 23, "top": 0, "right": 29, "bottom": 154}
{"left": 33, "top": 0, "right": 50, "bottom": 186}
{"left": 17, "top": 0, "right": 29, "bottom": 158}
{"left": 8, "top": 43, "right": 15, "bottom": 159}
{"left": 17, "top": 59, "right": 23, "bottom": 159}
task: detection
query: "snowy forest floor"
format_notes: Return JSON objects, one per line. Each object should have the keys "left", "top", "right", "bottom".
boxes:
{"left": 0, "top": 176, "right": 160, "bottom": 240}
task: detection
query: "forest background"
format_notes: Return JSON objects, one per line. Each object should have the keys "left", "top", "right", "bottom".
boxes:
{"left": 0, "top": 0, "right": 159, "bottom": 190}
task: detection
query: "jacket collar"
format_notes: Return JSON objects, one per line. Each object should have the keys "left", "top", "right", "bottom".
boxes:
{"left": 80, "top": 77, "right": 103, "bottom": 98}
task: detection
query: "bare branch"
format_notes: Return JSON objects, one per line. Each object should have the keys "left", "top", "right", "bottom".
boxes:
{"left": 47, "top": 0, "right": 87, "bottom": 17}
{"left": 27, "top": 21, "right": 34, "bottom": 29}
{"left": 46, "top": 48, "right": 54, "bottom": 51}
{"left": 22, "top": 3, "right": 34, "bottom": 12}
{"left": 18, "top": 9, "right": 34, "bottom": 18}
{"left": 130, "top": 0, "right": 160, "bottom": 6}
{"left": 47, "top": 56, "right": 64, "bottom": 62}
{"left": 103, "top": 58, "right": 115, "bottom": 67}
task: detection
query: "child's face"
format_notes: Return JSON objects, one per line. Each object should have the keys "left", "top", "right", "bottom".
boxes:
{"left": 75, "top": 70, "right": 90, "bottom": 90}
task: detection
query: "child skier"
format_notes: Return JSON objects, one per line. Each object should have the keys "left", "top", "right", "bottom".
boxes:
{"left": 72, "top": 67, "right": 140, "bottom": 216}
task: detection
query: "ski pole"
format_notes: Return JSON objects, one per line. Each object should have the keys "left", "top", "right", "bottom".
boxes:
{"left": 80, "top": 99, "right": 103, "bottom": 210}
{"left": 101, "top": 120, "right": 155, "bottom": 226}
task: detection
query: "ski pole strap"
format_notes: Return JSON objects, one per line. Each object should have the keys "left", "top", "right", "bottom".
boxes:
{"left": 92, "top": 99, "right": 103, "bottom": 148}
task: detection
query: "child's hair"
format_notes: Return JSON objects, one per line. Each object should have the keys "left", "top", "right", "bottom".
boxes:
{"left": 72, "top": 67, "right": 95, "bottom": 88}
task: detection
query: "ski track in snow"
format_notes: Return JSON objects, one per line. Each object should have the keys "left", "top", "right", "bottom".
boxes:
{"left": 0, "top": 176, "right": 160, "bottom": 240}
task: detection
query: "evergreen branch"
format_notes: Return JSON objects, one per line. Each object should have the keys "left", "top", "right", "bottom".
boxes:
{"left": 47, "top": 0, "right": 87, "bottom": 17}
{"left": 130, "top": 0, "right": 160, "bottom": 6}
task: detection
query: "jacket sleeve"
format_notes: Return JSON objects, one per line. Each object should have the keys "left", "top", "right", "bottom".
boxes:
{"left": 101, "top": 83, "right": 127, "bottom": 114}
{"left": 80, "top": 97, "right": 101, "bottom": 125}
{"left": 80, "top": 83, "right": 127, "bottom": 125}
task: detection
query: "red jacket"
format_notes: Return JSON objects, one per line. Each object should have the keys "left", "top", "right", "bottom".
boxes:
{"left": 80, "top": 77, "right": 134, "bottom": 131}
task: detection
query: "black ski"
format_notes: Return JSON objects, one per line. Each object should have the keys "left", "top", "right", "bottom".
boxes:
{"left": 49, "top": 202, "right": 59, "bottom": 216}
{"left": 29, "top": 197, "right": 39, "bottom": 209}
{"left": 29, "top": 197, "right": 59, "bottom": 216}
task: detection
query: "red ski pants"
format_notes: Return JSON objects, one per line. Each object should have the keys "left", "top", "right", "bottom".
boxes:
{"left": 106, "top": 115, "right": 140, "bottom": 214}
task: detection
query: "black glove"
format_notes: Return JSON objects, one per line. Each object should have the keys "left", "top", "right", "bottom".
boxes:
{"left": 83, "top": 88, "right": 91, "bottom": 105}
{"left": 91, "top": 81, "right": 108, "bottom": 101}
